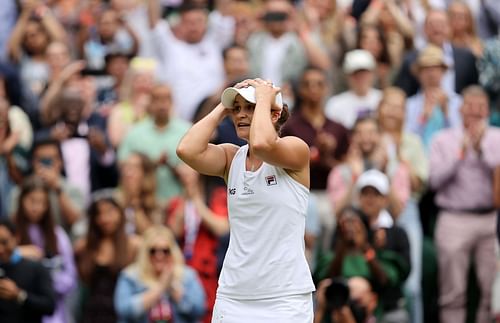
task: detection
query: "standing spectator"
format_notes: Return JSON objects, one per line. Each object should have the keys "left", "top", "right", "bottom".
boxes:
{"left": 327, "top": 116, "right": 410, "bottom": 219}
{"left": 360, "top": 0, "right": 416, "bottom": 69}
{"left": 0, "top": 98, "right": 29, "bottom": 217}
{"left": 107, "top": 57, "right": 156, "bottom": 148}
{"left": 357, "top": 24, "right": 396, "bottom": 89}
{"left": 448, "top": 1, "right": 483, "bottom": 57}
{"left": 39, "top": 89, "right": 118, "bottom": 204}
{"left": 325, "top": 49, "right": 382, "bottom": 130}
{"left": 8, "top": 138, "right": 84, "bottom": 233}
{"left": 405, "top": 45, "right": 462, "bottom": 150}
{"left": 282, "top": 67, "right": 350, "bottom": 249}
{"left": 118, "top": 84, "right": 191, "bottom": 204}
{"left": 395, "top": 9, "right": 478, "bottom": 97}
{"left": 78, "top": 7, "right": 139, "bottom": 72}
{"left": 148, "top": 0, "right": 235, "bottom": 121}
{"left": 14, "top": 176, "right": 77, "bottom": 323}
{"left": 0, "top": 218, "right": 56, "bottom": 323}
{"left": 378, "top": 87, "right": 428, "bottom": 323}
{"left": 166, "top": 165, "right": 229, "bottom": 323}
{"left": 247, "top": 0, "right": 318, "bottom": 87}
{"left": 114, "top": 225, "right": 206, "bottom": 323}
{"left": 115, "top": 152, "right": 159, "bottom": 235}
{"left": 74, "top": 192, "right": 139, "bottom": 323}
{"left": 429, "top": 86, "right": 500, "bottom": 323}
{"left": 7, "top": 0, "right": 67, "bottom": 99}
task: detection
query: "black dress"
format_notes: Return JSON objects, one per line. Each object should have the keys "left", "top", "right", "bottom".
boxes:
{"left": 82, "top": 264, "right": 118, "bottom": 323}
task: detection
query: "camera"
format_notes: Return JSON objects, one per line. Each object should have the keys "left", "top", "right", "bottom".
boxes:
{"left": 324, "top": 278, "right": 367, "bottom": 323}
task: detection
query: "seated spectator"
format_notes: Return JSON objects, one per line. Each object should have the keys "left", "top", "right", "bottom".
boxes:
{"left": 118, "top": 83, "right": 191, "bottom": 205}
{"left": 314, "top": 276, "right": 378, "bottom": 323}
{"left": 327, "top": 116, "right": 410, "bottom": 219}
{"left": 39, "top": 89, "right": 118, "bottom": 203}
{"left": 167, "top": 165, "right": 228, "bottom": 323}
{"left": 78, "top": 7, "right": 138, "bottom": 72}
{"left": 14, "top": 176, "right": 77, "bottom": 323}
{"left": 429, "top": 86, "right": 500, "bottom": 323}
{"left": 448, "top": 0, "right": 483, "bottom": 58}
{"left": 115, "top": 152, "right": 159, "bottom": 235}
{"left": 108, "top": 57, "right": 156, "bottom": 148}
{"left": 114, "top": 225, "right": 206, "bottom": 323}
{"left": 0, "top": 218, "right": 56, "bottom": 323}
{"left": 74, "top": 191, "right": 139, "bottom": 323}
{"left": 9, "top": 138, "right": 84, "bottom": 233}
{"left": 45, "top": 41, "right": 72, "bottom": 92}
{"left": 7, "top": 0, "right": 66, "bottom": 99}
{"left": 325, "top": 50, "right": 382, "bottom": 130}
{"left": 405, "top": 45, "right": 462, "bottom": 150}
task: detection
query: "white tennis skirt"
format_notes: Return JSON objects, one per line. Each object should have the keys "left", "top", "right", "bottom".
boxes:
{"left": 211, "top": 293, "right": 313, "bottom": 323}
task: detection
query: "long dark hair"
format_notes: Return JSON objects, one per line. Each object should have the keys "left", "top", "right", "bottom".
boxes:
{"left": 15, "top": 176, "right": 58, "bottom": 257}
{"left": 356, "top": 24, "right": 391, "bottom": 66}
{"left": 78, "top": 195, "right": 130, "bottom": 283}
{"left": 275, "top": 103, "right": 290, "bottom": 135}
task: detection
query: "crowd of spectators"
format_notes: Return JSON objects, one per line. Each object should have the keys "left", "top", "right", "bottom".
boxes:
{"left": 0, "top": 0, "right": 500, "bottom": 323}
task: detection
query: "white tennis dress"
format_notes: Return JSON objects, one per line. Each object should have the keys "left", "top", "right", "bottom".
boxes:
{"left": 213, "top": 145, "right": 315, "bottom": 322}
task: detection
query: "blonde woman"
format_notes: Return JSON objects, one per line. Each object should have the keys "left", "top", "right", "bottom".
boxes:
{"left": 114, "top": 225, "right": 206, "bottom": 323}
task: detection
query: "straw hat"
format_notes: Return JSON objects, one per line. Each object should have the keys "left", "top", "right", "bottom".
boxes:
{"left": 411, "top": 45, "right": 448, "bottom": 75}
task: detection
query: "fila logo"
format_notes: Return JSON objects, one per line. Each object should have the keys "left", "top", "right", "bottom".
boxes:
{"left": 266, "top": 175, "right": 277, "bottom": 186}
{"left": 229, "top": 188, "right": 236, "bottom": 195}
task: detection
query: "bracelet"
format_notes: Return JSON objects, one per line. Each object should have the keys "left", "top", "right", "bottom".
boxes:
{"left": 364, "top": 248, "right": 376, "bottom": 262}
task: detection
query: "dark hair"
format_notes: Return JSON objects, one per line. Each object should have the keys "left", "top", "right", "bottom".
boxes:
{"left": 15, "top": 176, "right": 58, "bottom": 257}
{"left": 0, "top": 63, "right": 23, "bottom": 107}
{"left": 352, "top": 115, "right": 380, "bottom": 133}
{"left": 222, "top": 44, "right": 248, "bottom": 60}
{"left": 0, "top": 218, "right": 16, "bottom": 235}
{"left": 275, "top": 103, "right": 290, "bottom": 135}
{"left": 357, "top": 24, "right": 391, "bottom": 65}
{"left": 78, "top": 193, "right": 130, "bottom": 283}
{"left": 178, "top": 1, "right": 209, "bottom": 14}
{"left": 31, "top": 137, "right": 64, "bottom": 172}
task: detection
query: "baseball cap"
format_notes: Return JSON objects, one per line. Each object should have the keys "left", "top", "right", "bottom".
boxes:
{"left": 356, "top": 169, "right": 390, "bottom": 195}
{"left": 221, "top": 86, "right": 283, "bottom": 110}
{"left": 343, "top": 49, "right": 376, "bottom": 74}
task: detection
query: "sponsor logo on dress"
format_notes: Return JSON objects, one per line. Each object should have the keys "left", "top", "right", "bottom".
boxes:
{"left": 242, "top": 186, "right": 254, "bottom": 195}
{"left": 229, "top": 188, "right": 236, "bottom": 195}
{"left": 265, "top": 175, "right": 277, "bottom": 186}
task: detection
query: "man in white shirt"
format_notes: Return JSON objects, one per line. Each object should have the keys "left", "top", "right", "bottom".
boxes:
{"left": 325, "top": 50, "right": 382, "bottom": 129}
{"left": 148, "top": 0, "right": 235, "bottom": 122}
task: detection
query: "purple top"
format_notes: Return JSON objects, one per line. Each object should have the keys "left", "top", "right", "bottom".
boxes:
{"left": 429, "top": 127, "right": 500, "bottom": 211}
{"left": 28, "top": 224, "right": 77, "bottom": 323}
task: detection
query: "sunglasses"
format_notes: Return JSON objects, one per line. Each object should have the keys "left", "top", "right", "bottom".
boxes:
{"left": 149, "top": 247, "right": 171, "bottom": 256}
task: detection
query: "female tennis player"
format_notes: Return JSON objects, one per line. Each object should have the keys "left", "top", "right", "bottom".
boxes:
{"left": 176, "top": 78, "right": 315, "bottom": 322}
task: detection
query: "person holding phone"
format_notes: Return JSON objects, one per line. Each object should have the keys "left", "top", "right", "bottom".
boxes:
{"left": 177, "top": 78, "right": 315, "bottom": 322}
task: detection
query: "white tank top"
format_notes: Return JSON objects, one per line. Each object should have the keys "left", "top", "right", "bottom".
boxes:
{"left": 217, "top": 145, "right": 316, "bottom": 299}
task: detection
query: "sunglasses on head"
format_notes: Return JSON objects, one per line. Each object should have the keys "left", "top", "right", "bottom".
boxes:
{"left": 149, "top": 247, "right": 171, "bottom": 256}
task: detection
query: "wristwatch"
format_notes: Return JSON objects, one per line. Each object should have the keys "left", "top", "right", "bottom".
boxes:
{"left": 17, "top": 289, "right": 27, "bottom": 305}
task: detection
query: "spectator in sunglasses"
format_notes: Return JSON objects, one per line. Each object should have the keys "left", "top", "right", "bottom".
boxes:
{"left": 114, "top": 225, "right": 205, "bottom": 323}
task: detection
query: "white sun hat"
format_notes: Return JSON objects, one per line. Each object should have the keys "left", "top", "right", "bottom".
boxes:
{"left": 221, "top": 86, "right": 283, "bottom": 110}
